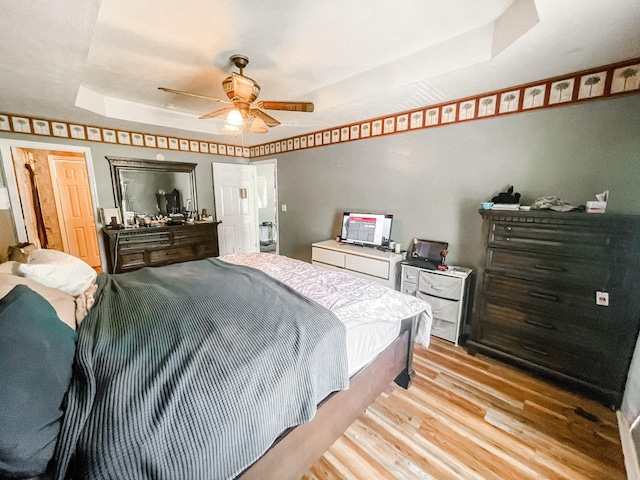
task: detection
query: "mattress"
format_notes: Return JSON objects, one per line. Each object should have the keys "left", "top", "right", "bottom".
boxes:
{"left": 220, "top": 253, "right": 433, "bottom": 375}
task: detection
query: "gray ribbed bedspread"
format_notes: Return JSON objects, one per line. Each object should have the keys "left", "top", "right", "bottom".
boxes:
{"left": 54, "top": 258, "right": 348, "bottom": 479}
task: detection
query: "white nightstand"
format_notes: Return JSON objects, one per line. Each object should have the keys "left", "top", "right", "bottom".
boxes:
{"left": 401, "top": 264, "right": 472, "bottom": 345}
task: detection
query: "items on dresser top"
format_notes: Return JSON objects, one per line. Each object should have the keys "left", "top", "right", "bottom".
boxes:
{"left": 103, "top": 222, "right": 220, "bottom": 273}
{"left": 311, "top": 239, "right": 403, "bottom": 289}
{"left": 401, "top": 263, "right": 472, "bottom": 345}
{"left": 468, "top": 209, "right": 640, "bottom": 408}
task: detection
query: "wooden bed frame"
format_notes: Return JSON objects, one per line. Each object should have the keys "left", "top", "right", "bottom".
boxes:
{"left": 239, "top": 315, "right": 417, "bottom": 479}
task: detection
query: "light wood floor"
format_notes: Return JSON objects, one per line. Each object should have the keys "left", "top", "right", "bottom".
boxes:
{"left": 303, "top": 337, "right": 625, "bottom": 480}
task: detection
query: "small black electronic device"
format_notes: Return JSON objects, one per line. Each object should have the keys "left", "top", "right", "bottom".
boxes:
{"left": 407, "top": 238, "right": 449, "bottom": 269}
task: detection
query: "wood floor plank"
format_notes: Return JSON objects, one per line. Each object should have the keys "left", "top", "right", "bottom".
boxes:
{"left": 304, "top": 338, "right": 626, "bottom": 479}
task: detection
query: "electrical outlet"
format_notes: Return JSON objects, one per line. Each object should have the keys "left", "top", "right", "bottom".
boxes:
{"left": 281, "top": 204, "right": 287, "bottom": 212}
{"left": 596, "top": 291, "right": 609, "bottom": 306}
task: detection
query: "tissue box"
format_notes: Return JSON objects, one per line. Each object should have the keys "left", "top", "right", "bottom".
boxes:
{"left": 586, "top": 201, "right": 607, "bottom": 213}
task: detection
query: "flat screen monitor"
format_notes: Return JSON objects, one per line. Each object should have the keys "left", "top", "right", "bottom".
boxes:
{"left": 409, "top": 238, "right": 449, "bottom": 264}
{"left": 340, "top": 212, "right": 393, "bottom": 248}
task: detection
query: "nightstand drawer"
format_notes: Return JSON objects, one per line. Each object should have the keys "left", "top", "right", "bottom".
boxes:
{"left": 430, "top": 318, "right": 458, "bottom": 343}
{"left": 402, "top": 266, "right": 419, "bottom": 284}
{"left": 417, "top": 292, "right": 458, "bottom": 323}
{"left": 402, "top": 281, "right": 417, "bottom": 295}
{"left": 418, "top": 271, "right": 462, "bottom": 300}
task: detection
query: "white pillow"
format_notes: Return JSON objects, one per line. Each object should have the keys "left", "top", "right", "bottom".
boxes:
{"left": 18, "top": 249, "right": 97, "bottom": 297}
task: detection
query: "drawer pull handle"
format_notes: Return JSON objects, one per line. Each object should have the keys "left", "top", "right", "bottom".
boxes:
{"left": 504, "top": 226, "right": 513, "bottom": 232}
{"left": 534, "top": 264, "right": 565, "bottom": 272}
{"left": 529, "top": 291, "right": 558, "bottom": 302}
{"left": 165, "top": 251, "right": 180, "bottom": 256}
{"left": 504, "top": 236, "right": 511, "bottom": 242}
{"left": 522, "top": 343, "right": 549, "bottom": 357}
{"left": 524, "top": 319, "right": 556, "bottom": 330}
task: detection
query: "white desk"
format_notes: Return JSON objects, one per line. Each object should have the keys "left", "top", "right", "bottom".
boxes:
{"left": 311, "top": 240, "right": 403, "bottom": 289}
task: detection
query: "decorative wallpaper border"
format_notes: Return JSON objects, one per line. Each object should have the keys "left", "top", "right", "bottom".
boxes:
{"left": 0, "top": 112, "right": 251, "bottom": 158}
{"left": 250, "top": 57, "right": 640, "bottom": 157}
{"left": 0, "top": 58, "right": 638, "bottom": 159}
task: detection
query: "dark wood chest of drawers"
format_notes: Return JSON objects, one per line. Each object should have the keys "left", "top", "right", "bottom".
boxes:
{"left": 468, "top": 209, "right": 640, "bottom": 408}
{"left": 103, "top": 223, "right": 220, "bottom": 273}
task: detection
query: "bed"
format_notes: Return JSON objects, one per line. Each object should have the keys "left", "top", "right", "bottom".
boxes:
{"left": 0, "top": 250, "right": 432, "bottom": 480}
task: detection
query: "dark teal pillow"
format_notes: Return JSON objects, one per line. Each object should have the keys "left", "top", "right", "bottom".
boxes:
{"left": 0, "top": 285, "right": 77, "bottom": 478}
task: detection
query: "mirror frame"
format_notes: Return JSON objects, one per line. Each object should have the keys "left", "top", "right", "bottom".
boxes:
{"left": 107, "top": 156, "right": 197, "bottom": 221}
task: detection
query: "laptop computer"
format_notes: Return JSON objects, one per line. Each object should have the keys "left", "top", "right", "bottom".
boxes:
{"left": 405, "top": 238, "right": 449, "bottom": 270}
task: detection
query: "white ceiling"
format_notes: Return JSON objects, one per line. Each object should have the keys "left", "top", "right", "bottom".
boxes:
{"left": 1, "top": 0, "right": 639, "bottom": 146}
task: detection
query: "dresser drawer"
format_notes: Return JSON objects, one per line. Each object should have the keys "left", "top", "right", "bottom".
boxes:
{"left": 119, "top": 252, "right": 146, "bottom": 270}
{"left": 486, "top": 248, "right": 611, "bottom": 287}
{"left": 483, "top": 273, "right": 610, "bottom": 322}
{"left": 345, "top": 254, "right": 389, "bottom": 279}
{"left": 475, "top": 321, "right": 605, "bottom": 385}
{"left": 119, "top": 232, "right": 170, "bottom": 250}
{"left": 480, "top": 298, "right": 616, "bottom": 347}
{"left": 148, "top": 246, "right": 194, "bottom": 264}
{"left": 489, "top": 221, "right": 612, "bottom": 258}
{"left": 197, "top": 241, "right": 218, "bottom": 257}
{"left": 418, "top": 271, "right": 462, "bottom": 300}
{"left": 312, "top": 247, "right": 345, "bottom": 268}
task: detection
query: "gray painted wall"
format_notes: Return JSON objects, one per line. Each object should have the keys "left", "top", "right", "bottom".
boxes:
{"left": 275, "top": 95, "right": 640, "bottom": 265}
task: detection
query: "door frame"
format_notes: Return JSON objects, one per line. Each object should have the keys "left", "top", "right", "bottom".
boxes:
{"left": 251, "top": 158, "right": 279, "bottom": 255}
{"left": 0, "top": 139, "right": 104, "bottom": 268}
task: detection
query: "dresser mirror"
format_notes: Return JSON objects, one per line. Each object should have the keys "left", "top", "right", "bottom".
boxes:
{"left": 107, "top": 157, "right": 197, "bottom": 224}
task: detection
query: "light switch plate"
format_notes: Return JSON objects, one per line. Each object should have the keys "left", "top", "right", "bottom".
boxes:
{"left": 596, "top": 291, "right": 609, "bottom": 306}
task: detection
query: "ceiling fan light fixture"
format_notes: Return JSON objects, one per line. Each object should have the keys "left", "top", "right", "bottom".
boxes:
{"left": 249, "top": 117, "right": 268, "bottom": 134}
{"left": 222, "top": 123, "right": 242, "bottom": 134}
{"left": 225, "top": 108, "right": 245, "bottom": 127}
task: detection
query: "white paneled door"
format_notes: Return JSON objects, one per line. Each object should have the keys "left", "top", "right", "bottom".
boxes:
{"left": 212, "top": 163, "right": 259, "bottom": 256}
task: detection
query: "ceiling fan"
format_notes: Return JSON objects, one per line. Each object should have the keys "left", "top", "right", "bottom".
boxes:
{"left": 159, "top": 54, "right": 314, "bottom": 133}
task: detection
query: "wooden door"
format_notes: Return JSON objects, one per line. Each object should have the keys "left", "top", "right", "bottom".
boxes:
{"left": 49, "top": 156, "right": 101, "bottom": 268}
{"left": 212, "top": 163, "right": 258, "bottom": 256}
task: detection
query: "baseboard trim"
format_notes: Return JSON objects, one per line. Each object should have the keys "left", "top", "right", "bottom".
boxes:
{"left": 618, "top": 411, "right": 640, "bottom": 480}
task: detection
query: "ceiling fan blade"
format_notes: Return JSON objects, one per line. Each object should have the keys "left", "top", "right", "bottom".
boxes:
{"left": 199, "top": 106, "right": 234, "bottom": 120}
{"left": 256, "top": 101, "right": 314, "bottom": 113}
{"left": 158, "top": 87, "right": 229, "bottom": 103}
{"left": 250, "top": 109, "right": 281, "bottom": 127}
